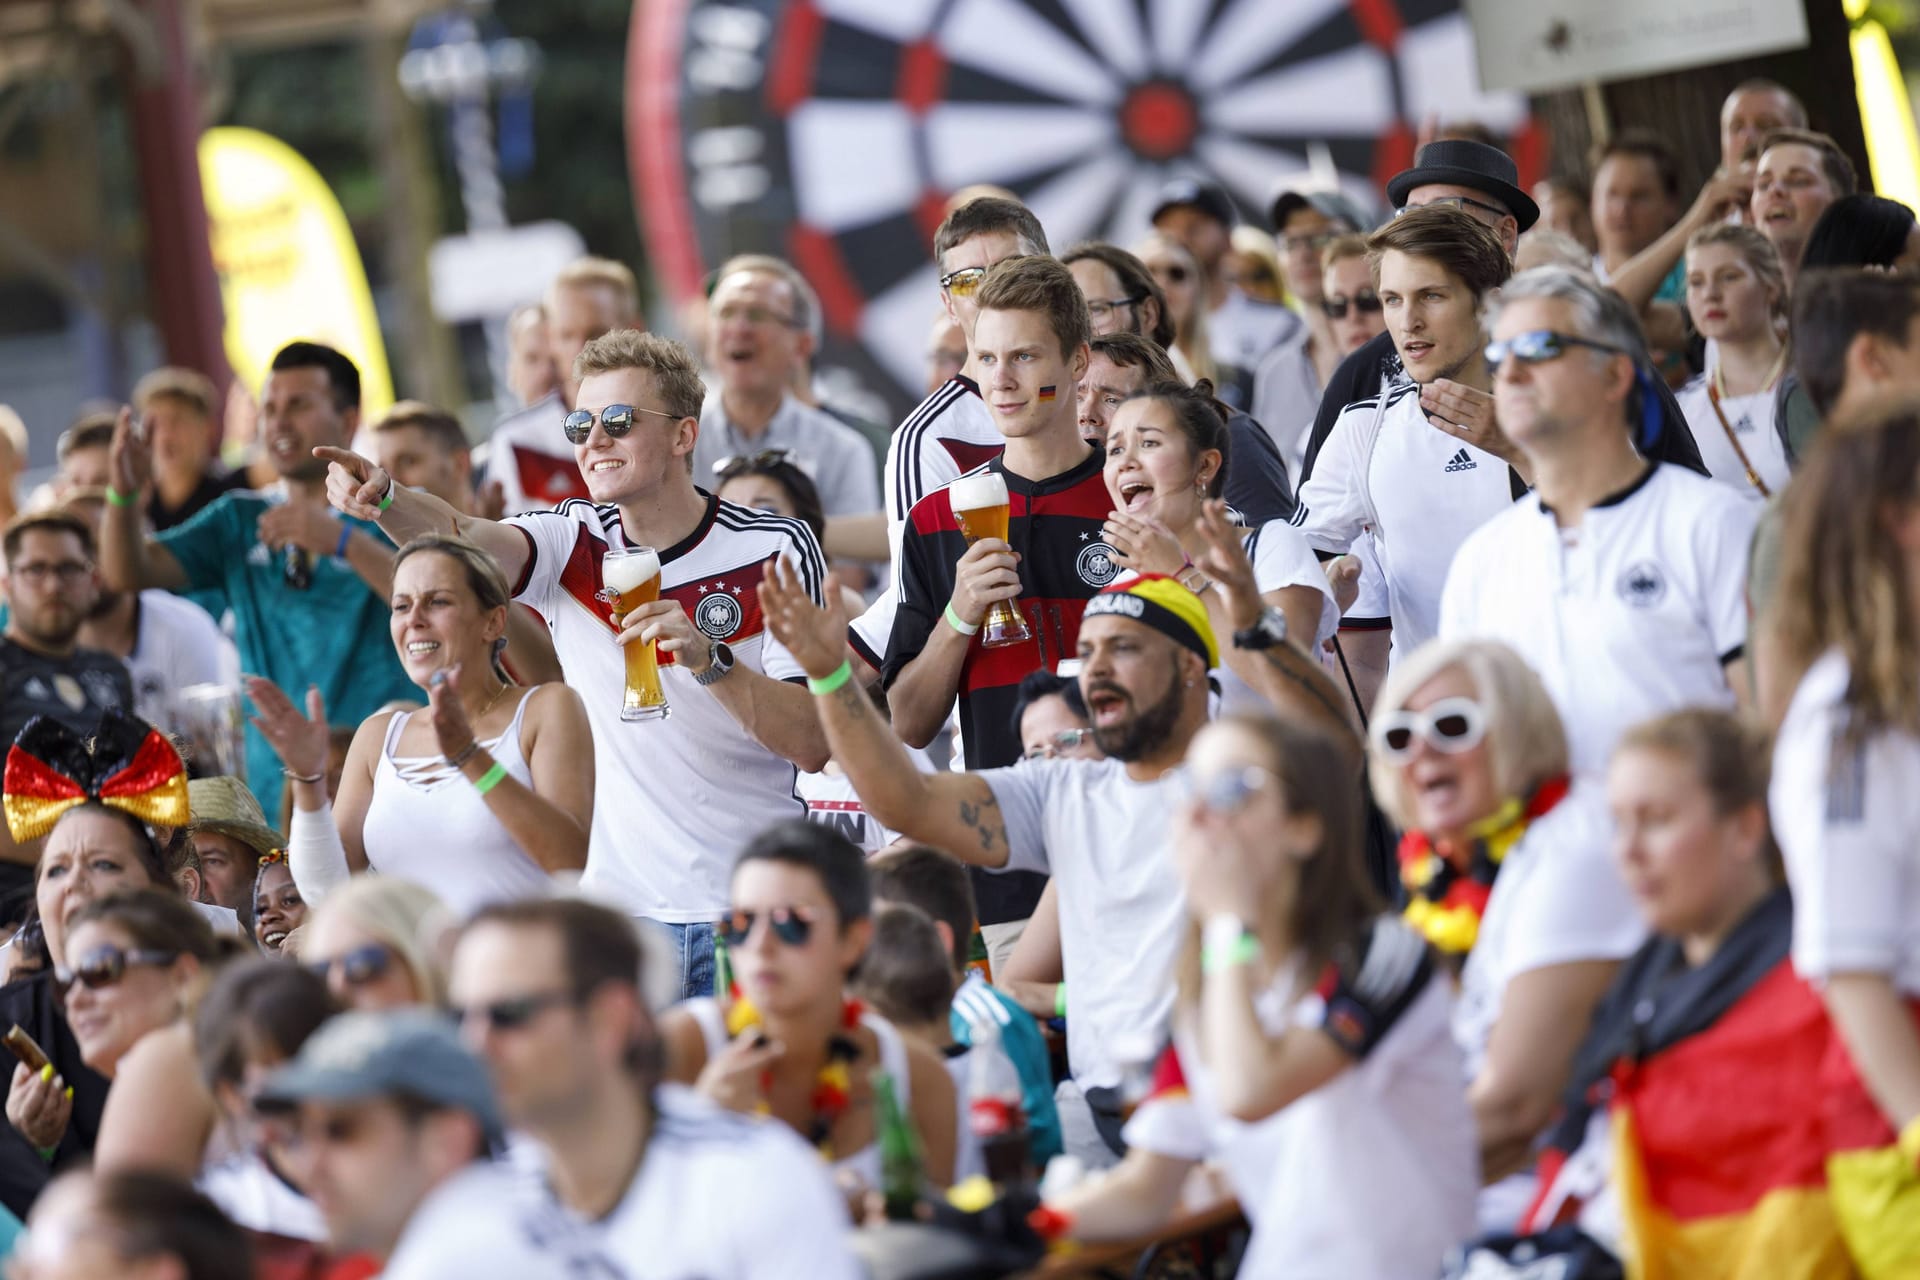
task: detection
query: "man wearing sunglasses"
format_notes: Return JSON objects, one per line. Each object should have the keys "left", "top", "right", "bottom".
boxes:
{"left": 691, "top": 256, "right": 881, "bottom": 530}
{"left": 319, "top": 330, "right": 832, "bottom": 1000}
{"left": 1149, "top": 177, "right": 1300, "bottom": 373}
{"left": 1441, "top": 267, "right": 1757, "bottom": 779}
{"left": 430, "top": 897, "right": 860, "bottom": 1278}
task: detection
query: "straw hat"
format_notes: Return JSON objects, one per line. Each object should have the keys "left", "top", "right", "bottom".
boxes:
{"left": 186, "top": 776, "right": 284, "bottom": 858}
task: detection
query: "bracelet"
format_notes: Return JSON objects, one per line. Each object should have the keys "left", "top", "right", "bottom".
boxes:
{"left": 35, "top": 1145, "right": 55, "bottom": 1165}
{"left": 807, "top": 660, "right": 854, "bottom": 696}
{"left": 472, "top": 761, "right": 509, "bottom": 795}
{"left": 105, "top": 486, "right": 138, "bottom": 509}
{"left": 444, "top": 741, "right": 481, "bottom": 770}
{"left": 282, "top": 768, "right": 325, "bottom": 784}
{"left": 334, "top": 525, "right": 352, "bottom": 559}
{"left": 1053, "top": 983, "right": 1067, "bottom": 1019}
{"left": 943, "top": 602, "right": 981, "bottom": 637}
{"left": 1202, "top": 933, "right": 1261, "bottom": 974}
{"left": 377, "top": 475, "right": 396, "bottom": 512}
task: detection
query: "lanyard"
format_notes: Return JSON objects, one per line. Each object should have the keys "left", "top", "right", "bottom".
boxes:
{"left": 1704, "top": 347, "right": 1786, "bottom": 498}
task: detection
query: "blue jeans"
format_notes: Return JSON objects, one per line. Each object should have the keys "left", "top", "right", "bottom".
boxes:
{"left": 647, "top": 920, "right": 715, "bottom": 1001}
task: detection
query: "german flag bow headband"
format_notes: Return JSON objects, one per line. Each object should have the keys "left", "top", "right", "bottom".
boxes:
{"left": 3, "top": 712, "right": 190, "bottom": 843}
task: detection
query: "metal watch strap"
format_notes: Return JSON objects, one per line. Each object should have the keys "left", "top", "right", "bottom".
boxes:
{"left": 693, "top": 641, "right": 735, "bottom": 687}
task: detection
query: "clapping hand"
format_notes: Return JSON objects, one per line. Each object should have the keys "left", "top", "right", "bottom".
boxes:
{"left": 245, "top": 676, "right": 331, "bottom": 782}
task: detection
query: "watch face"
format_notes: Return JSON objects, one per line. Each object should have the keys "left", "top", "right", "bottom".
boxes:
{"left": 626, "top": 0, "right": 1530, "bottom": 419}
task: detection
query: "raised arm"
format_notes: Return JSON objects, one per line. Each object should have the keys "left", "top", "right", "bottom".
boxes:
{"left": 429, "top": 675, "right": 592, "bottom": 873}
{"left": 760, "top": 558, "right": 1011, "bottom": 866}
{"left": 100, "top": 408, "right": 188, "bottom": 592}
{"left": 1609, "top": 166, "right": 1750, "bottom": 315}
{"left": 316, "top": 445, "right": 531, "bottom": 587}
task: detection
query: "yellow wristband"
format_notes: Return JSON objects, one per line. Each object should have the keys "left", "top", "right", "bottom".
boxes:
{"left": 807, "top": 660, "right": 854, "bottom": 696}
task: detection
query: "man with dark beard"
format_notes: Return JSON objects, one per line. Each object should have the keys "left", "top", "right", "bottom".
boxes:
{"left": 761, "top": 516, "right": 1354, "bottom": 1168}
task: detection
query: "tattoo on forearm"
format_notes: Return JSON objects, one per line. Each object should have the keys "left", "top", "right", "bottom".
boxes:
{"left": 1256, "top": 646, "right": 1352, "bottom": 728}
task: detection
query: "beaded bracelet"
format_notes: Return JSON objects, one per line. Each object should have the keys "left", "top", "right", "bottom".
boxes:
{"left": 444, "top": 741, "right": 481, "bottom": 770}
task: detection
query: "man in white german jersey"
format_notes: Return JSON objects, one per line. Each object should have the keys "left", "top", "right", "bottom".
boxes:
{"left": 320, "top": 331, "right": 830, "bottom": 998}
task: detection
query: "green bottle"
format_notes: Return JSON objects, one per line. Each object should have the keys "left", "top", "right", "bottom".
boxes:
{"left": 874, "top": 1068, "right": 924, "bottom": 1221}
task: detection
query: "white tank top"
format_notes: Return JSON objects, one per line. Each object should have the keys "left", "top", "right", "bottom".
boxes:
{"left": 683, "top": 996, "right": 911, "bottom": 1191}
{"left": 360, "top": 688, "right": 553, "bottom": 916}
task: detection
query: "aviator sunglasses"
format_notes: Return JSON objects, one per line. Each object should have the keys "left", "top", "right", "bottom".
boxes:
{"left": 718, "top": 905, "right": 817, "bottom": 948}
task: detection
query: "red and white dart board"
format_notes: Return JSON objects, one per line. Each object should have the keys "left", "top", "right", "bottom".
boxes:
{"left": 627, "top": 0, "right": 1531, "bottom": 416}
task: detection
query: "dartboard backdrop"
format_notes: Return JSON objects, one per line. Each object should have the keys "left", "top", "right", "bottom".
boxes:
{"left": 627, "top": 0, "right": 1532, "bottom": 419}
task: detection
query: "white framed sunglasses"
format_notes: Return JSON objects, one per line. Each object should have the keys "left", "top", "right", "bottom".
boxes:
{"left": 1372, "top": 697, "right": 1487, "bottom": 763}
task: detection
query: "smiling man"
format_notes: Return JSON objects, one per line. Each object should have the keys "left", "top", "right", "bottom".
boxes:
{"left": 1290, "top": 207, "right": 1518, "bottom": 661}
{"left": 318, "top": 330, "right": 829, "bottom": 1000}
{"left": 1751, "top": 128, "right": 1857, "bottom": 287}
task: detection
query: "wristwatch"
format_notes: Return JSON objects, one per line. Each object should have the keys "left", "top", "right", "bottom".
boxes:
{"left": 1232, "top": 606, "right": 1288, "bottom": 651}
{"left": 693, "top": 641, "right": 735, "bottom": 687}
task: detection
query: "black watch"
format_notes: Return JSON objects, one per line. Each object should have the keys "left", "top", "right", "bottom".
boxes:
{"left": 693, "top": 641, "right": 735, "bottom": 687}
{"left": 1232, "top": 606, "right": 1289, "bottom": 651}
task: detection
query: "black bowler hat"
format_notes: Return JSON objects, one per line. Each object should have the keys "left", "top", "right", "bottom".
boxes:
{"left": 1385, "top": 139, "right": 1539, "bottom": 231}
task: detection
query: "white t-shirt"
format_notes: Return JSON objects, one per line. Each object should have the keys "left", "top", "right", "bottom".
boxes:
{"left": 1215, "top": 522, "right": 1339, "bottom": 717}
{"left": 1672, "top": 374, "right": 1789, "bottom": 503}
{"left": 380, "top": 1086, "right": 862, "bottom": 1280}
{"left": 197, "top": 1153, "right": 327, "bottom": 1242}
{"left": 1291, "top": 383, "right": 1515, "bottom": 652}
{"left": 486, "top": 392, "right": 591, "bottom": 515}
{"left": 1127, "top": 926, "right": 1476, "bottom": 1280}
{"left": 1772, "top": 650, "right": 1920, "bottom": 995}
{"left": 126, "top": 589, "right": 233, "bottom": 736}
{"left": 1440, "top": 464, "right": 1756, "bottom": 780}
{"left": 504, "top": 495, "right": 826, "bottom": 920}
{"left": 1451, "top": 783, "right": 1646, "bottom": 1077}
{"left": 982, "top": 758, "right": 1188, "bottom": 1090}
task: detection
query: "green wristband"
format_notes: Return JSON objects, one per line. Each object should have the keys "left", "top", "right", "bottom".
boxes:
{"left": 105, "top": 486, "right": 137, "bottom": 509}
{"left": 807, "top": 660, "right": 854, "bottom": 696}
{"left": 1053, "top": 983, "right": 1067, "bottom": 1019}
{"left": 1202, "top": 933, "right": 1260, "bottom": 975}
{"left": 35, "top": 1144, "right": 55, "bottom": 1164}
{"left": 377, "top": 479, "right": 395, "bottom": 512}
{"left": 943, "top": 602, "right": 981, "bottom": 637}
{"left": 472, "top": 761, "right": 509, "bottom": 795}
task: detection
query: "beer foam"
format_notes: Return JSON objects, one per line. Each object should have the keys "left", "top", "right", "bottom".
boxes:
{"left": 602, "top": 547, "right": 661, "bottom": 592}
{"left": 948, "top": 471, "right": 1009, "bottom": 513}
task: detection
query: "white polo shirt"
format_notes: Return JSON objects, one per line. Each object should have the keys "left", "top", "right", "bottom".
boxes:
{"left": 693, "top": 392, "right": 882, "bottom": 519}
{"left": 504, "top": 494, "right": 826, "bottom": 920}
{"left": 1290, "top": 383, "right": 1515, "bottom": 652}
{"left": 1672, "top": 373, "right": 1789, "bottom": 503}
{"left": 1440, "top": 464, "right": 1756, "bottom": 779}
{"left": 1772, "top": 650, "right": 1920, "bottom": 995}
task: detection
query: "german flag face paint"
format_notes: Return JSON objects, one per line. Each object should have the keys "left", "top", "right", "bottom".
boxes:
{"left": 1037, "top": 385, "right": 1058, "bottom": 403}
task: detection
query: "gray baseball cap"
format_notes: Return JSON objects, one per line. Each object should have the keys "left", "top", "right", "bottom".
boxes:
{"left": 256, "top": 1009, "right": 502, "bottom": 1143}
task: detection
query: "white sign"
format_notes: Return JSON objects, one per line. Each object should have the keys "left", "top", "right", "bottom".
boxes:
{"left": 1466, "top": 0, "right": 1809, "bottom": 95}
{"left": 427, "top": 220, "right": 587, "bottom": 321}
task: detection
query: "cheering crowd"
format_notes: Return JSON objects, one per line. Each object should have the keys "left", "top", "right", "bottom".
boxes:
{"left": 0, "top": 73, "right": 1919, "bottom": 1278}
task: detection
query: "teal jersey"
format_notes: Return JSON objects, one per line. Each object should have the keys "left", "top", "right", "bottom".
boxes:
{"left": 951, "top": 972, "right": 1062, "bottom": 1162}
{"left": 1655, "top": 256, "right": 1688, "bottom": 304}
{"left": 156, "top": 490, "right": 416, "bottom": 816}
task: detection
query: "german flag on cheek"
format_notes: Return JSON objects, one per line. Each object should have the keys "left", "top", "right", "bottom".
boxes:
{"left": 1037, "top": 385, "right": 1058, "bottom": 403}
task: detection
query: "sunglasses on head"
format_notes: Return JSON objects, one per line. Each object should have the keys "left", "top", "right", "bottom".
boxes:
{"left": 1321, "top": 290, "right": 1383, "bottom": 320}
{"left": 713, "top": 448, "right": 794, "bottom": 481}
{"left": 562, "top": 403, "right": 684, "bottom": 446}
{"left": 1373, "top": 697, "right": 1488, "bottom": 763}
{"left": 1484, "top": 330, "right": 1628, "bottom": 374}
{"left": 454, "top": 989, "right": 579, "bottom": 1033}
{"left": 940, "top": 266, "right": 989, "bottom": 298}
{"left": 305, "top": 943, "right": 394, "bottom": 988}
{"left": 718, "top": 905, "right": 817, "bottom": 949}
{"left": 1194, "top": 765, "right": 1280, "bottom": 816}
{"left": 56, "top": 944, "right": 179, "bottom": 996}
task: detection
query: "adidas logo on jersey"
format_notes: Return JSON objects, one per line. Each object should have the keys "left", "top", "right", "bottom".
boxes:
{"left": 1443, "top": 449, "right": 1477, "bottom": 473}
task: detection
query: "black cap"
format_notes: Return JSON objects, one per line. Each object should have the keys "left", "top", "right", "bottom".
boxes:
{"left": 1269, "top": 189, "right": 1375, "bottom": 236}
{"left": 1149, "top": 178, "right": 1238, "bottom": 230}
{"left": 1384, "top": 140, "right": 1539, "bottom": 231}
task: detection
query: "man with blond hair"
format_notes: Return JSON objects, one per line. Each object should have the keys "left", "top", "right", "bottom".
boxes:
{"left": 132, "top": 366, "right": 250, "bottom": 530}
{"left": 488, "top": 256, "right": 643, "bottom": 514}
{"left": 319, "top": 329, "right": 829, "bottom": 999}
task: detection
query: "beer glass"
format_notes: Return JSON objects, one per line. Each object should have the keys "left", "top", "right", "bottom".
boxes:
{"left": 602, "top": 546, "right": 670, "bottom": 721}
{"left": 948, "top": 472, "right": 1031, "bottom": 649}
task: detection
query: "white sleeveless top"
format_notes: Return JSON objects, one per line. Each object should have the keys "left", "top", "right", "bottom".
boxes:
{"left": 683, "top": 996, "right": 911, "bottom": 1191}
{"left": 360, "top": 688, "right": 552, "bottom": 916}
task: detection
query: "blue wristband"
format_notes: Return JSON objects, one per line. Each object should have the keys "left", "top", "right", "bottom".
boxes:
{"left": 334, "top": 524, "right": 352, "bottom": 559}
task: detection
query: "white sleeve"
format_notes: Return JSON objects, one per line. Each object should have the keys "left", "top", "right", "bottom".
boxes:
{"left": 1437, "top": 527, "right": 1486, "bottom": 640}
{"left": 500, "top": 509, "right": 581, "bottom": 615}
{"left": 980, "top": 762, "right": 1061, "bottom": 875}
{"left": 759, "top": 520, "right": 829, "bottom": 681}
{"left": 1779, "top": 716, "right": 1913, "bottom": 980}
{"left": 166, "top": 598, "right": 230, "bottom": 689}
{"left": 1289, "top": 403, "right": 1371, "bottom": 555}
{"left": 1248, "top": 522, "right": 1337, "bottom": 645}
{"left": 735, "top": 1132, "right": 862, "bottom": 1280}
{"left": 1343, "top": 532, "right": 1390, "bottom": 626}
{"left": 1500, "top": 802, "right": 1645, "bottom": 976}
{"left": 288, "top": 800, "right": 353, "bottom": 908}
{"left": 1691, "top": 485, "right": 1760, "bottom": 660}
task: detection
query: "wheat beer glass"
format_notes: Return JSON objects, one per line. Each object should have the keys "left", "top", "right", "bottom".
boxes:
{"left": 949, "top": 472, "right": 1031, "bottom": 649}
{"left": 603, "top": 546, "right": 669, "bottom": 721}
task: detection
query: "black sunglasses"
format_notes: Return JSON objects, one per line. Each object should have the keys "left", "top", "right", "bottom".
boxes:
{"left": 1155, "top": 264, "right": 1191, "bottom": 284}
{"left": 305, "top": 942, "right": 393, "bottom": 988}
{"left": 56, "top": 945, "right": 179, "bottom": 996}
{"left": 454, "top": 989, "right": 580, "bottom": 1033}
{"left": 1322, "top": 290, "right": 1383, "bottom": 320}
{"left": 1484, "top": 330, "right": 1629, "bottom": 373}
{"left": 713, "top": 448, "right": 794, "bottom": 480}
{"left": 562, "top": 403, "right": 683, "bottom": 446}
{"left": 718, "top": 906, "right": 816, "bottom": 949}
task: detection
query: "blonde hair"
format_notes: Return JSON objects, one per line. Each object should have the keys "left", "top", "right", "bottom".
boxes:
{"left": 1319, "top": 233, "right": 1371, "bottom": 273}
{"left": 1228, "top": 226, "right": 1284, "bottom": 298}
{"left": 1615, "top": 708, "right": 1781, "bottom": 880}
{"left": 308, "top": 877, "right": 454, "bottom": 1006}
{"left": 1369, "top": 640, "right": 1570, "bottom": 828}
{"left": 1685, "top": 222, "right": 1788, "bottom": 324}
{"left": 132, "top": 366, "right": 218, "bottom": 421}
{"left": 572, "top": 330, "right": 707, "bottom": 422}
{"left": 1771, "top": 390, "right": 1920, "bottom": 739}
{"left": 549, "top": 256, "right": 640, "bottom": 321}
{"left": 0, "top": 405, "right": 27, "bottom": 459}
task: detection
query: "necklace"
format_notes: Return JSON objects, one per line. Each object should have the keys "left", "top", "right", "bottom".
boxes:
{"left": 1398, "top": 776, "right": 1570, "bottom": 958}
{"left": 723, "top": 985, "right": 864, "bottom": 1157}
{"left": 468, "top": 680, "right": 511, "bottom": 725}
{"left": 1705, "top": 345, "right": 1787, "bottom": 497}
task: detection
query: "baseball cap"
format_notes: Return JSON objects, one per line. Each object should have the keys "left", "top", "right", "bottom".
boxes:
{"left": 256, "top": 1009, "right": 503, "bottom": 1144}
{"left": 1150, "top": 178, "right": 1238, "bottom": 230}
{"left": 1269, "top": 189, "right": 1375, "bottom": 236}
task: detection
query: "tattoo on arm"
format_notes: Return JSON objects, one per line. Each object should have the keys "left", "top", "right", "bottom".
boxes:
{"left": 957, "top": 793, "right": 1003, "bottom": 856}
{"left": 1256, "top": 646, "right": 1355, "bottom": 730}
